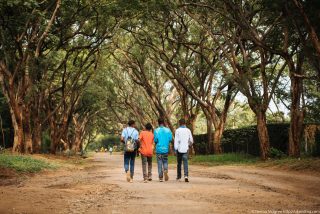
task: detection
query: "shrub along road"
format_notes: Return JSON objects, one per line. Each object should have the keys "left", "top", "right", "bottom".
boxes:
{"left": 0, "top": 153, "right": 320, "bottom": 214}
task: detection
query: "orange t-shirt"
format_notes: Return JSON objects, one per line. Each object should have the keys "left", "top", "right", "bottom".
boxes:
{"left": 139, "top": 130, "right": 154, "bottom": 157}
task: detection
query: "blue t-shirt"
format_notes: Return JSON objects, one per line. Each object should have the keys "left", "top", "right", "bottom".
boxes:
{"left": 154, "top": 126, "right": 172, "bottom": 154}
{"left": 121, "top": 127, "right": 139, "bottom": 142}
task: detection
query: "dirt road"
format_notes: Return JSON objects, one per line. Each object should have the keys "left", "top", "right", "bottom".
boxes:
{"left": 1, "top": 153, "right": 320, "bottom": 214}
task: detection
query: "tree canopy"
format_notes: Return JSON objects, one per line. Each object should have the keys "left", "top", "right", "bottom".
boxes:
{"left": 0, "top": 0, "right": 319, "bottom": 159}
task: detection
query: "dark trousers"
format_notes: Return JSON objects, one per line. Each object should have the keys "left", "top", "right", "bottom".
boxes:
{"left": 177, "top": 152, "right": 188, "bottom": 178}
{"left": 141, "top": 155, "right": 152, "bottom": 179}
{"left": 124, "top": 152, "right": 136, "bottom": 178}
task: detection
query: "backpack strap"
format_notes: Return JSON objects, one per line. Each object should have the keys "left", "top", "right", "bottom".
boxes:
{"left": 126, "top": 128, "right": 135, "bottom": 140}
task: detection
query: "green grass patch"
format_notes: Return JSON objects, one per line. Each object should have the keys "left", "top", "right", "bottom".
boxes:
{"left": 0, "top": 154, "right": 57, "bottom": 173}
{"left": 189, "top": 153, "right": 259, "bottom": 166}
{"left": 145, "top": 155, "right": 177, "bottom": 164}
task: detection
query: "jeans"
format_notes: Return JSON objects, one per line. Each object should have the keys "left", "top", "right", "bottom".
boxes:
{"left": 156, "top": 154, "right": 168, "bottom": 179}
{"left": 124, "top": 152, "right": 136, "bottom": 178}
{"left": 177, "top": 152, "right": 188, "bottom": 178}
{"left": 141, "top": 155, "right": 152, "bottom": 179}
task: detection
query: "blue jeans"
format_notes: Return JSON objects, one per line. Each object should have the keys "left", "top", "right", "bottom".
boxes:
{"left": 156, "top": 154, "right": 168, "bottom": 179}
{"left": 177, "top": 152, "right": 188, "bottom": 178}
{"left": 124, "top": 152, "right": 136, "bottom": 178}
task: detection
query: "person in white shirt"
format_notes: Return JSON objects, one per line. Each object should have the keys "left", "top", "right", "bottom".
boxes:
{"left": 174, "top": 118, "right": 193, "bottom": 182}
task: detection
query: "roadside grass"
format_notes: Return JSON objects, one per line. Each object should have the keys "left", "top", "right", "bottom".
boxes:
{"left": 258, "top": 157, "right": 320, "bottom": 172}
{"left": 188, "top": 153, "right": 320, "bottom": 173}
{"left": 189, "top": 153, "right": 258, "bottom": 166}
{"left": 149, "top": 155, "right": 177, "bottom": 164}
{"left": 0, "top": 153, "right": 57, "bottom": 173}
{"left": 150, "top": 153, "right": 258, "bottom": 165}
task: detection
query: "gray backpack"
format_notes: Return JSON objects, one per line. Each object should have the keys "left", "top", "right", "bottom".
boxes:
{"left": 124, "top": 129, "right": 136, "bottom": 152}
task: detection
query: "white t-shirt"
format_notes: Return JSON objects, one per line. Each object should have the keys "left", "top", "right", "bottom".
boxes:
{"left": 174, "top": 126, "right": 193, "bottom": 153}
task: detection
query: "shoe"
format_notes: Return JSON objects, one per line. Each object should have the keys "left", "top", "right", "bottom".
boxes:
{"left": 130, "top": 178, "right": 133, "bottom": 183}
{"left": 185, "top": 176, "right": 189, "bottom": 182}
{"left": 148, "top": 178, "right": 152, "bottom": 181}
{"left": 159, "top": 178, "right": 163, "bottom": 182}
{"left": 176, "top": 178, "right": 181, "bottom": 182}
{"left": 126, "top": 171, "right": 130, "bottom": 182}
{"left": 164, "top": 170, "right": 169, "bottom": 181}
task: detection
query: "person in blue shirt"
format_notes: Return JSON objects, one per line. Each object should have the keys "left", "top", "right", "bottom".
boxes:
{"left": 121, "top": 120, "right": 139, "bottom": 183}
{"left": 154, "top": 118, "right": 172, "bottom": 182}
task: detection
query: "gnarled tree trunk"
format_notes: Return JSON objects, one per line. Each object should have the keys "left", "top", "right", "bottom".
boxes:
{"left": 32, "top": 117, "right": 42, "bottom": 153}
{"left": 256, "top": 110, "right": 270, "bottom": 160}
{"left": 288, "top": 74, "right": 304, "bottom": 157}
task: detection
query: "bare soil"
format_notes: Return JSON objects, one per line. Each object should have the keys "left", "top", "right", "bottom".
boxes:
{"left": 0, "top": 153, "right": 319, "bottom": 214}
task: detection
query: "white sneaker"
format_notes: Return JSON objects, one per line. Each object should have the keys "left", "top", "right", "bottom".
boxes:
{"left": 184, "top": 176, "right": 189, "bottom": 182}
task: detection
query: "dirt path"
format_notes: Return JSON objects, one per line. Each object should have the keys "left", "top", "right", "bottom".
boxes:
{"left": 1, "top": 153, "right": 320, "bottom": 214}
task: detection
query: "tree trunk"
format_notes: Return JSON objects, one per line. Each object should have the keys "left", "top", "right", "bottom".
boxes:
{"left": 213, "top": 124, "right": 224, "bottom": 154}
{"left": 187, "top": 114, "right": 197, "bottom": 134}
{"left": 23, "top": 107, "right": 33, "bottom": 153}
{"left": 0, "top": 74, "right": 24, "bottom": 153}
{"left": 12, "top": 118, "right": 24, "bottom": 153}
{"left": 72, "top": 128, "right": 82, "bottom": 153}
{"left": 0, "top": 116, "right": 5, "bottom": 148}
{"left": 50, "top": 133, "right": 59, "bottom": 154}
{"left": 256, "top": 111, "right": 270, "bottom": 160}
{"left": 205, "top": 115, "right": 214, "bottom": 154}
{"left": 32, "top": 117, "right": 42, "bottom": 153}
{"left": 49, "top": 121, "right": 59, "bottom": 154}
{"left": 288, "top": 74, "right": 304, "bottom": 157}
{"left": 10, "top": 102, "right": 24, "bottom": 153}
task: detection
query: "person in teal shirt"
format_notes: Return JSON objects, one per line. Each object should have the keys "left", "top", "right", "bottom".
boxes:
{"left": 154, "top": 118, "right": 172, "bottom": 182}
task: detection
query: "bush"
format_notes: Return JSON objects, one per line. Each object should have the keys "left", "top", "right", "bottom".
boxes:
{"left": 269, "top": 147, "right": 286, "bottom": 159}
{"left": 193, "top": 123, "right": 320, "bottom": 156}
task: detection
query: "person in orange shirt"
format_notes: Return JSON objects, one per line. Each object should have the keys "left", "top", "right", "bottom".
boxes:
{"left": 139, "top": 123, "right": 154, "bottom": 182}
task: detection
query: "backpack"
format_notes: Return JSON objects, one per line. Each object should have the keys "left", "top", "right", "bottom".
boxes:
{"left": 124, "top": 129, "right": 136, "bottom": 152}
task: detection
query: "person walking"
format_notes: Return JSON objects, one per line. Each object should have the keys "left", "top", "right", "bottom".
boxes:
{"left": 109, "top": 147, "right": 113, "bottom": 155}
{"left": 174, "top": 118, "right": 193, "bottom": 182}
{"left": 121, "top": 120, "right": 139, "bottom": 183}
{"left": 154, "top": 118, "right": 172, "bottom": 182}
{"left": 139, "top": 123, "right": 154, "bottom": 182}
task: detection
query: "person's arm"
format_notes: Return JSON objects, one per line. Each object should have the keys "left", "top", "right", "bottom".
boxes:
{"left": 169, "top": 130, "right": 173, "bottom": 142}
{"left": 174, "top": 130, "right": 179, "bottom": 152}
{"left": 154, "top": 130, "right": 158, "bottom": 144}
{"left": 188, "top": 129, "right": 194, "bottom": 146}
{"left": 134, "top": 130, "right": 140, "bottom": 145}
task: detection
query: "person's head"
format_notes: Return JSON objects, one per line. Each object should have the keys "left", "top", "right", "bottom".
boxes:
{"left": 158, "top": 118, "right": 165, "bottom": 126}
{"left": 179, "top": 118, "right": 186, "bottom": 126}
{"left": 145, "top": 123, "right": 153, "bottom": 131}
{"left": 128, "top": 120, "right": 135, "bottom": 127}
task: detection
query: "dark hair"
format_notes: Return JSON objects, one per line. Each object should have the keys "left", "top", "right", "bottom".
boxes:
{"left": 128, "top": 120, "right": 135, "bottom": 126}
{"left": 158, "top": 118, "right": 165, "bottom": 125}
{"left": 145, "top": 123, "right": 153, "bottom": 131}
{"left": 179, "top": 118, "right": 186, "bottom": 126}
